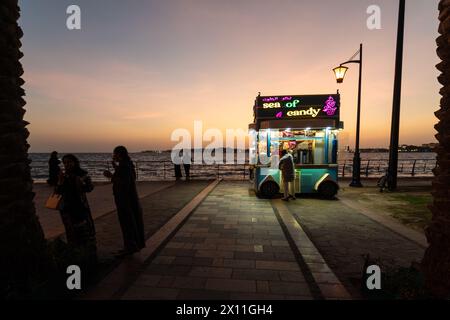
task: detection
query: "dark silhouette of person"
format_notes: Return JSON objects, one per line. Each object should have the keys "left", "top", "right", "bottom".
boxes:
{"left": 104, "top": 146, "right": 145, "bottom": 255}
{"left": 56, "top": 154, "right": 97, "bottom": 265}
{"left": 182, "top": 150, "right": 191, "bottom": 180}
{"left": 47, "top": 151, "right": 61, "bottom": 186}
{"left": 183, "top": 164, "right": 191, "bottom": 180}
{"left": 174, "top": 164, "right": 182, "bottom": 180}
{"left": 279, "top": 149, "right": 296, "bottom": 201}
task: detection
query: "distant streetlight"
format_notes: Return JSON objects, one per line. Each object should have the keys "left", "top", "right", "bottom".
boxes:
{"left": 333, "top": 43, "right": 363, "bottom": 187}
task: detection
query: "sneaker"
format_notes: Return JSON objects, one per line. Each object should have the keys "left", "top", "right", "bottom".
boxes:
{"left": 281, "top": 197, "right": 289, "bottom": 201}
{"left": 289, "top": 195, "right": 296, "bottom": 200}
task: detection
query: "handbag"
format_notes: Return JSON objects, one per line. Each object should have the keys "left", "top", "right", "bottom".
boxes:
{"left": 45, "top": 193, "right": 62, "bottom": 210}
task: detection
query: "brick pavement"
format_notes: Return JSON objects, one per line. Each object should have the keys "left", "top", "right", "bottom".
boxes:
{"left": 49, "top": 180, "right": 211, "bottom": 288}
{"left": 285, "top": 188, "right": 425, "bottom": 298}
{"left": 93, "top": 181, "right": 211, "bottom": 261}
{"left": 84, "top": 180, "right": 427, "bottom": 300}
{"left": 34, "top": 181, "right": 175, "bottom": 239}
{"left": 119, "top": 182, "right": 314, "bottom": 300}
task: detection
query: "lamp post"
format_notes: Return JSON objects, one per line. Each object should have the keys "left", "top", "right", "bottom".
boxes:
{"left": 387, "top": 0, "right": 406, "bottom": 191}
{"left": 333, "top": 43, "right": 363, "bottom": 187}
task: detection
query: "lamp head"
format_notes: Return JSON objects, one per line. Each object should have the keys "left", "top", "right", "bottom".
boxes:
{"left": 333, "top": 65, "right": 349, "bottom": 83}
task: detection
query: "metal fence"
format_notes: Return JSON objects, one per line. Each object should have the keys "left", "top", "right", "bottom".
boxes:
{"left": 31, "top": 158, "right": 436, "bottom": 182}
{"left": 30, "top": 160, "right": 251, "bottom": 182}
{"left": 340, "top": 158, "right": 436, "bottom": 178}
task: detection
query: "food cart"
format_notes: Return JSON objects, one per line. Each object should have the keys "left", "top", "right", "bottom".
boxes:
{"left": 248, "top": 93, "right": 343, "bottom": 198}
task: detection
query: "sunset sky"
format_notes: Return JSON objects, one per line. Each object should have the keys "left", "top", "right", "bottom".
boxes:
{"left": 19, "top": 0, "right": 440, "bottom": 152}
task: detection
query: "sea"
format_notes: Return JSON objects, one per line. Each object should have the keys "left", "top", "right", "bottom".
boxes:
{"left": 29, "top": 151, "right": 437, "bottom": 182}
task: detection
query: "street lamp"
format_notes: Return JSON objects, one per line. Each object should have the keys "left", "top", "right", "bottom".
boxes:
{"left": 387, "top": 0, "right": 406, "bottom": 191}
{"left": 333, "top": 43, "right": 363, "bottom": 187}
{"left": 333, "top": 65, "right": 349, "bottom": 84}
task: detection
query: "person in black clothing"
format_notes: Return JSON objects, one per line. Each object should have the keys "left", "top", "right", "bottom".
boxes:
{"left": 47, "top": 151, "right": 61, "bottom": 186}
{"left": 104, "top": 146, "right": 145, "bottom": 256}
{"left": 174, "top": 164, "right": 182, "bottom": 180}
{"left": 183, "top": 163, "right": 191, "bottom": 180}
{"left": 56, "top": 154, "right": 97, "bottom": 264}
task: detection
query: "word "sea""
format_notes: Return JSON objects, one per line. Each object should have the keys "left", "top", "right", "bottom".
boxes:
{"left": 263, "top": 100, "right": 300, "bottom": 109}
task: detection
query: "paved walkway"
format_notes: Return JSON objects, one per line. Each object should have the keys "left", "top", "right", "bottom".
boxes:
{"left": 34, "top": 181, "right": 175, "bottom": 239}
{"left": 37, "top": 180, "right": 211, "bottom": 289}
{"left": 119, "top": 182, "right": 315, "bottom": 300}
{"left": 285, "top": 188, "right": 425, "bottom": 298}
{"left": 94, "top": 181, "right": 211, "bottom": 261}
{"left": 81, "top": 180, "right": 427, "bottom": 300}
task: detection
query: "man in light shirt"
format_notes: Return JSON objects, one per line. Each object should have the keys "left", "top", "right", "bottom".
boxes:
{"left": 279, "top": 149, "right": 296, "bottom": 201}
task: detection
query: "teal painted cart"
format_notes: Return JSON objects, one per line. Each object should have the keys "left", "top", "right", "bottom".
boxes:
{"left": 249, "top": 93, "right": 343, "bottom": 199}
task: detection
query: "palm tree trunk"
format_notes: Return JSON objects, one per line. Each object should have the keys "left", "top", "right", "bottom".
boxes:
{"left": 0, "top": 0, "right": 52, "bottom": 298}
{"left": 421, "top": 0, "right": 450, "bottom": 298}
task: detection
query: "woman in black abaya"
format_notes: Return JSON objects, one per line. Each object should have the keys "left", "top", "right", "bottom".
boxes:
{"left": 104, "top": 146, "right": 145, "bottom": 255}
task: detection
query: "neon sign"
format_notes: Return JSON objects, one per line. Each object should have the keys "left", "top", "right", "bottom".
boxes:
{"left": 323, "top": 96, "right": 337, "bottom": 116}
{"left": 285, "top": 100, "right": 300, "bottom": 108}
{"left": 263, "top": 99, "right": 300, "bottom": 109}
{"left": 256, "top": 94, "right": 340, "bottom": 121}
{"left": 287, "top": 108, "right": 321, "bottom": 118}
{"left": 262, "top": 96, "right": 293, "bottom": 102}
{"left": 263, "top": 102, "right": 281, "bottom": 109}
{"left": 262, "top": 97, "right": 279, "bottom": 102}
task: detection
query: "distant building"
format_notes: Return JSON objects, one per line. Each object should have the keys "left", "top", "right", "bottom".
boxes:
{"left": 422, "top": 143, "right": 438, "bottom": 149}
{"left": 399, "top": 144, "right": 435, "bottom": 152}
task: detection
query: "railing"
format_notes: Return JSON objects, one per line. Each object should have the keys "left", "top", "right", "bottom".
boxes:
{"left": 30, "top": 160, "right": 251, "bottom": 182}
{"left": 340, "top": 158, "right": 436, "bottom": 178}
{"left": 31, "top": 158, "right": 437, "bottom": 182}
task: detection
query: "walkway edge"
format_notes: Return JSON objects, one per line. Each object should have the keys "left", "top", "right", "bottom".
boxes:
{"left": 272, "top": 199, "right": 352, "bottom": 300}
{"left": 339, "top": 196, "right": 428, "bottom": 248}
{"left": 82, "top": 179, "right": 221, "bottom": 300}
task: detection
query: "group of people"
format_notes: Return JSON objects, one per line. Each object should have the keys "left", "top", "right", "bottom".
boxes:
{"left": 47, "top": 146, "right": 146, "bottom": 263}
{"left": 45, "top": 146, "right": 294, "bottom": 263}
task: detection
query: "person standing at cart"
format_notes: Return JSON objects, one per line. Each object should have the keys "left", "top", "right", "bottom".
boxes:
{"left": 279, "top": 149, "right": 296, "bottom": 201}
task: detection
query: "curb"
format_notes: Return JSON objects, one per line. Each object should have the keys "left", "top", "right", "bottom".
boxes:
{"left": 271, "top": 199, "right": 352, "bottom": 300}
